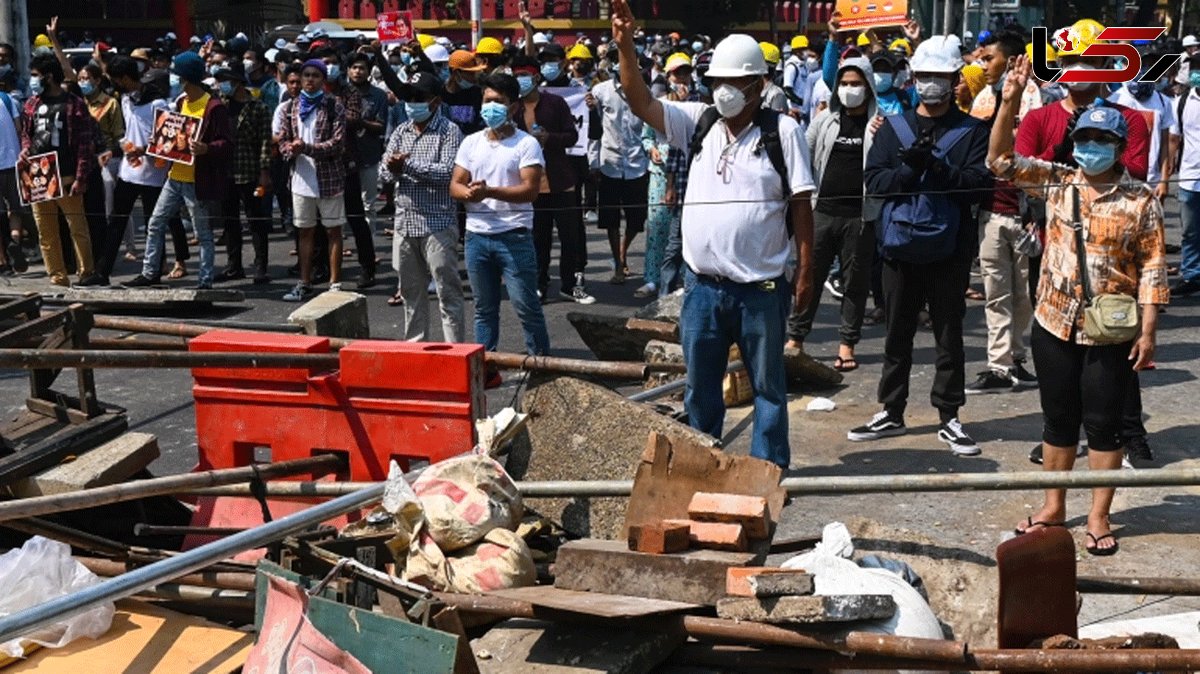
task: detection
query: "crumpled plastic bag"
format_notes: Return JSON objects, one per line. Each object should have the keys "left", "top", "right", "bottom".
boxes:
{"left": 0, "top": 537, "right": 114, "bottom": 658}
{"left": 806, "top": 397, "right": 837, "bottom": 412}
{"left": 782, "top": 522, "right": 943, "bottom": 674}
{"left": 341, "top": 461, "right": 427, "bottom": 565}
{"left": 404, "top": 526, "right": 536, "bottom": 594}
{"left": 412, "top": 455, "right": 522, "bottom": 552}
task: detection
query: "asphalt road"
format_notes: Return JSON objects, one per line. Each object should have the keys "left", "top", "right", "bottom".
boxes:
{"left": 2, "top": 195, "right": 1199, "bottom": 641}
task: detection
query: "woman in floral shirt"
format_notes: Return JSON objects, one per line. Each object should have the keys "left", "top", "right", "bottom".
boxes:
{"left": 988, "top": 57, "right": 1168, "bottom": 556}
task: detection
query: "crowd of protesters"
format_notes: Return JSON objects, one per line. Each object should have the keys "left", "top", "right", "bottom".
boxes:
{"left": 1, "top": 1, "right": 1196, "bottom": 555}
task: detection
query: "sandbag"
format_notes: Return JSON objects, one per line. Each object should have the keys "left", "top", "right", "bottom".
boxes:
{"left": 413, "top": 454, "right": 523, "bottom": 552}
{"left": 404, "top": 526, "right": 536, "bottom": 594}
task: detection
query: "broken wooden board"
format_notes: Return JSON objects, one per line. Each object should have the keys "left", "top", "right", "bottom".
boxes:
{"left": 488, "top": 586, "right": 701, "bottom": 619}
{"left": 471, "top": 618, "right": 684, "bottom": 673}
{"left": 565, "top": 312, "right": 679, "bottom": 362}
{"left": 0, "top": 413, "right": 128, "bottom": 489}
{"left": 716, "top": 594, "right": 897, "bottom": 624}
{"left": 507, "top": 377, "right": 717, "bottom": 540}
{"left": 9, "top": 432, "right": 159, "bottom": 497}
{"left": 5, "top": 599, "right": 252, "bottom": 673}
{"left": 624, "top": 432, "right": 786, "bottom": 546}
{"left": 553, "top": 539, "right": 759, "bottom": 606}
{"left": 61, "top": 287, "right": 245, "bottom": 307}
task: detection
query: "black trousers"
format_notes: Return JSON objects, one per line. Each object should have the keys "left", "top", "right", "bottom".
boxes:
{"left": 879, "top": 254, "right": 971, "bottom": 420}
{"left": 103, "top": 180, "right": 187, "bottom": 279}
{"left": 1032, "top": 321, "right": 1132, "bottom": 452}
{"left": 270, "top": 155, "right": 293, "bottom": 231}
{"left": 787, "top": 211, "right": 874, "bottom": 346}
{"left": 343, "top": 167, "right": 376, "bottom": 274}
{"left": 570, "top": 155, "right": 597, "bottom": 210}
{"left": 221, "top": 182, "right": 270, "bottom": 274}
{"left": 533, "top": 191, "right": 586, "bottom": 293}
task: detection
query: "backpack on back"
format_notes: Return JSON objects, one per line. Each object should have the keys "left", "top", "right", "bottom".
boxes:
{"left": 877, "top": 113, "right": 974, "bottom": 264}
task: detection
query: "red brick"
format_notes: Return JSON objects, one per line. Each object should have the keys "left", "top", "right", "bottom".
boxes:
{"left": 726, "top": 567, "right": 813, "bottom": 597}
{"left": 627, "top": 522, "right": 690, "bottom": 554}
{"left": 664, "top": 518, "right": 748, "bottom": 552}
{"left": 687, "top": 492, "right": 770, "bottom": 539}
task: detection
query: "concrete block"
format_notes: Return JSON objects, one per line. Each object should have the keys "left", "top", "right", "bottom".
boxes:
{"left": 663, "top": 519, "right": 748, "bottom": 552}
{"left": 11, "top": 432, "right": 160, "bottom": 497}
{"left": 688, "top": 492, "right": 769, "bottom": 539}
{"left": 506, "top": 377, "right": 717, "bottom": 540}
{"left": 553, "top": 538, "right": 760, "bottom": 606}
{"left": 471, "top": 618, "right": 684, "bottom": 673}
{"left": 64, "top": 287, "right": 245, "bottom": 306}
{"left": 726, "top": 567, "right": 814, "bottom": 598}
{"left": 627, "top": 522, "right": 690, "bottom": 554}
{"left": 643, "top": 340, "right": 685, "bottom": 392}
{"left": 634, "top": 290, "right": 683, "bottom": 324}
{"left": 287, "top": 290, "right": 370, "bottom": 339}
{"left": 716, "top": 594, "right": 897, "bottom": 624}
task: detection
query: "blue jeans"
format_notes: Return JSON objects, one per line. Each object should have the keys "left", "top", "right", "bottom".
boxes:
{"left": 659, "top": 215, "right": 684, "bottom": 296}
{"left": 680, "top": 268, "right": 791, "bottom": 467}
{"left": 1180, "top": 188, "right": 1200, "bottom": 283}
{"left": 143, "top": 179, "right": 217, "bottom": 286}
{"left": 465, "top": 228, "right": 551, "bottom": 355}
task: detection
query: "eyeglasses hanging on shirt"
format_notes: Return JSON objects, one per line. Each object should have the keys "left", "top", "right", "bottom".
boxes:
{"left": 716, "top": 122, "right": 754, "bottom": 185}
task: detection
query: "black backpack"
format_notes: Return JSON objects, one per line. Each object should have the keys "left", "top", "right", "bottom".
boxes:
{"left": 685, "top": 106, "right": 792, "bottom": 235}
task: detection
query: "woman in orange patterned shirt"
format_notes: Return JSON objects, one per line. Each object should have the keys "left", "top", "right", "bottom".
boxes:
{"left": 987, "top": 57, "right": 1169, "bottom": 556}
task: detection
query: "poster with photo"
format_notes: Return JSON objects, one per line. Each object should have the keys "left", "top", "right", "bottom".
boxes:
{"left": 17, "top": 151, "right": 63, "bottom": 205}
{"left": 147, "top": 108, "right": 203, "bottom": 165}
{"left": 835, "top": 0, "right": 909, "bottom": 30}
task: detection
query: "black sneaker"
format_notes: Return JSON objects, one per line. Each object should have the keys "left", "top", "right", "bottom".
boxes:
{"left": 6, "top": 241, "right": 27, "bottom": 273}
{"left": 1029, "top": 442, "right": 1087, "bottom": 464}
{"left": 73, "top": 273, "right": 109, "bottom": 287}
{"left": 1172, "top": 278, "right": 1200, "bottom": 296}
{"left": 123, "top": 274, "right": 160, "bottom": 288}
{"left": 1122, "top": 435, "right": 1154, "bottom": 469}
{"left": 938, "top": 418, "right": 981, "bottom": 456}
{"left": 847, "top": 410, "right": 907, "bottom": 442}
{"left": 356, "top": 269, "right": 377, "bottom": 289}
{"left": 218, "top": 267, "right": 246, "bottom": 281}
{"left": 966, "top": 370, "right": 1014, "bottom": 394}
{"left": 1011, "top": 362, "right": 1039, "bottom": 388}
{"left": 824, "top": 276, "right": 845, "bottom": 300}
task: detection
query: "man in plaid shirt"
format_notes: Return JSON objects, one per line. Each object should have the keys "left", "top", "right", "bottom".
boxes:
{"left": 278, "top": 59, "right": 347, "bottom": 302}
{"left": 214, "top": 62, "right": 273, "bottom": 284}
{"left": 379, "top": 72, "right": 466, "bottom": 342}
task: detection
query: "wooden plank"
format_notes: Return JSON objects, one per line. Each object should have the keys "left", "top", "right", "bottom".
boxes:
{"left": 0, "top": 413, "right": 128, "bottom": 488}
{"left": 431, "top": 606, "right": 482, "bottom": 674}
{"left": 63, "top": 287, "right": 245, "bottom": 306}
{"left": 5, "top": 599, "right": 252, "bottom": 673}
{"left": 488, "top": 586, "right": 701, "bottom": 619}
{"left": 25, "top": 398, "right": 90, "bottom": 425}
{"left": 10, "top": 432, "right": 160, "bottom": 497}
{"left": 0, "top": 310, "right": 72, "bottom": 347}
{"left": 553, "top": 539, "right": 759, "bottom": 606}
{"left": 0, "top": 293, "right": 42, "bottom": 322}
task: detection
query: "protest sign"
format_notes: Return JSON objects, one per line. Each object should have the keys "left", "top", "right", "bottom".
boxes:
{"left": 147, "top": 109, "right": 203, "bottom": 165}
{"left": 17, "top": 151, "right": 63, "bottom": 205}
{"left": 378, "top": 11, "right": 415, "bottom": 46}
{"left": 835, "top": 0, "right": 909, "bottom": 30}
{"left": 543, "top": 86, "right": 590, "bottom": 157}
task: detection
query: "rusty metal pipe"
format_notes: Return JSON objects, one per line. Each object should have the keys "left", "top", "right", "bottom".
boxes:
{"left": 75, "top": 556, "right": 257, "bottom": 592}
{"left": 0, "top": 349, "right": 340, "bottom": 370}
{"left": 10, "top": 336, "right": 188, "bottom": 350}
{"left": 1077, "top": 575, "right": 1200, "bottom": 595}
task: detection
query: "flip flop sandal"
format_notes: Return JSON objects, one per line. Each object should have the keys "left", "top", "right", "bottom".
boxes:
{"left": 1014, "top": 516, "right": 1066, "bottom": 535}
{"left": 833, "top": 356, "right": 859, "bottom": 372}
{"left": 965, "top": 288, "right": 985, "bottom": 300}
{"left": 1086, "top": 532, "right": 1119, "bottom": 556}
{"left": 386, "top": 292, "right": 404, "bottom": 307}
{"left": 167, "top": 263, "right": 188, "bottom": 279}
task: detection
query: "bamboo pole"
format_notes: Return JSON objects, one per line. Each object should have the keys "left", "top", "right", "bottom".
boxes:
{"left": 0, "top": 455, "right": 341, "bottom": 523}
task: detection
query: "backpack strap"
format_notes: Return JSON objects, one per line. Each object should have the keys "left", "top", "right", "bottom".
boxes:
{"left": 931, "top": 119, "right": 976, "bottom": 159}
{"left": 1179, "top": 92, "right": 1191, "bottom": 159}
{"left": 687, "top": 106, "right": 723, "bottom": 162}
{"left": 754, "top": 108, "right": 789, "bottom": 191}
{"left": 889, "top": 112, "right": 918, "bottom": 148}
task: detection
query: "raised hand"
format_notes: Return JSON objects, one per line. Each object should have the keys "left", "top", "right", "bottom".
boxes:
{"left": 828, "top": 11, "right": 843, "bottom": 35}
{"left": 611, "top": 0, "right": 636, "bottom": 48}
{"left": 1002, "top": 55, "right": 1031, "bottom": 103}
{"left": 903, "top": 19, "right": 921, "bottom": 42}
{"left": 518, "top": 0, "right": 531, "bottom": 25}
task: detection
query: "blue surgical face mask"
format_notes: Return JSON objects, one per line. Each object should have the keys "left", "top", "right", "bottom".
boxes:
{"left": 1156, "top": 77, "right": 1171, "bottom": 92}
{"left": 873, "top": 72, "right": 894, "bottom": 92}
{"left": 328, "top": 64, "right": 342, "bottom": 80}
{"left": 437, "top": 65, "right": 451, "bottom": 83}
{"left": 209, "top": 64, "right": 221, "bottom": 76}
{"left": 696, "top": 81, "right": 710, "bottom": 97}
{"left": 480, "top": 100, "right": 509, "bottom": 129}
{"left": 1190, "top": 71, "right": 1200, "bottom": 89}
{"left": 29, "top": 76, "right": 43, "bottom": 96}
{"left": 457, "top": 75, "right": 476, "bottom": 89}
{"left": 169, "top": 73, "right": 183, "bottom": 97}
{"left": 540, "top": 61, "right": 561, "bottom": 81}
{"left": 691, "top": 41, "right": 703, "bottom": 53}
{"left": 218, "top": 80, "right": 235, "bottom": 97}
{"left": 401, "top": 52, "right": 412, "bottom": 65}
{"left": 1073, "top": 139, "right": 1119, "bottom": 176}
{"left": 0, "top": 64, "right": 10, "bottom": 78}
{"left": 79, "top": 81, "right": 96, "bottom": 96}
{"left": 517, "top": 74, "right": 535, "bottom": 97}
{"left": 300, "top": 88, "right": 324, "bottom": 100}
{"left": 405, "top": 101, "right": 433, "bottom": 123}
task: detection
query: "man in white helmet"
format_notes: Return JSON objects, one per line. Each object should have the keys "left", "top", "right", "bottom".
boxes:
{"left": 610, "top": 0, "right": 816, "bottom": 468}
{"left": 849, "top": 35, "right": 992, "bottom": 457}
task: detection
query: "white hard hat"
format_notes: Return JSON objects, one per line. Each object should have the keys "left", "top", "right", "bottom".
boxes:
{"left": 265, "top": 48, "right": 279, "bottom": 62}
{"left": 909, "top": 35, "right": 963, "bottom": 74}
{"left": 1185, "top": 35, "right": 1200, "bottom": 48}
{"left": 532, "top": 32, "right": 549, "bottom": 45}
{"left": 706, "top": 34, "right": 768, "bottom": 78}
{"left": 424, "top": 44, "right": 450, "bottom": 63}
{"left": 274, "top": 37, "right": 288, "bottom": 50}
{"left": 435, "top": 36, "right": 452, "bottom": 47}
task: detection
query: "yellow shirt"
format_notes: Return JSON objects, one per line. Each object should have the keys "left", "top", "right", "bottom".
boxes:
{"left": 168, "top": 93, "right": 210, "bottom": 184}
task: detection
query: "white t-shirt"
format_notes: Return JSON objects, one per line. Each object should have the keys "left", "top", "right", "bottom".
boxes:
{"left": 118, "top": 95, "right": 170, "bottom": 186}
{"left": 1180, "top": 89, "right": 1200, "bottom": 193}
{"left": 272, "top": 100, "right": 288, "bottom": 137}
{"left": 1109, "top": 87, "right": 1177, "bottom": 184}
{"left": 454, "top": 128, "right": 545, "bottom": 234}
{"left": 291, "top": 110, "right": 321, "bottom": 198}
{"left": 0, "top": 93, "right": 20, "bottom": 171}
{"left": 661, "top": 101, "right": 816, "bottom": 283}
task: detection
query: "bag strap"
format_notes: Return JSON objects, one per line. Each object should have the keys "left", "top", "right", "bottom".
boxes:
{"left": 932, "top": 120, "right": 974, "bottom": 159}
{"left": 754, "top": 108, "right": 789, "bottom": 191}
{"left": 889, "top": 112, "right": 917, "bottom": 148}
{"left": 1071, "top": 184, "right": 1093, "bottom": 305}
{"left": 687, "top": 106, "right": 722, "bottom": 162}
{"left": 1179, "top": 92, "right": 1191, "bottom": 159}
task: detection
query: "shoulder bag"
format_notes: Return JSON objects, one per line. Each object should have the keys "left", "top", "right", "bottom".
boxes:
{"left": 1072, "top": 186, "right": 1139, "bottom": 344}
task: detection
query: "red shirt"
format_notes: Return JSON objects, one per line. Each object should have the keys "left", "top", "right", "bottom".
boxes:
{"left": 1015, "top": 99, "right": 1150, "bottom": 182}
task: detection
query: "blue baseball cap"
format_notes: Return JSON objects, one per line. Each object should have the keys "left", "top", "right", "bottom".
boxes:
{"left": 171, "top": 51, "right": 206, "bottom": 84}
{"left": 1071, "top": 104, "right": 1128, "bottom": 140}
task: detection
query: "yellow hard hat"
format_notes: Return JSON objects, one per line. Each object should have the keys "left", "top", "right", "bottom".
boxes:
{"left": 1026, "top": 42, "right": 1057, "bottom": 62}
{"left": 1056, "top": 18, "right": 1105, "bottom": 57}
{"left": 759, "top": 41, "right": 782, "bottom": 65}
{"left": 664, "top": 52, "right": 692, "bottom": 73}
{"left": 475, "top": 36, "right": 503, "bottom": 55}
{"left": 888, "top": 38, "right": 912, "bottom": 56}
{"left": 33, "top": 34, "right": 51, "bottom": 48}
{"left": 416, "top": 34, "right": 436, "bottom": 49}
{"left": 791, "top": 35, "right": 809, "bottom": 50}
{"left": 856, "top": 34, "right": 871, "bottom": 47}
{"left": 566, "top": 43, "right": 593, "bottom": 60}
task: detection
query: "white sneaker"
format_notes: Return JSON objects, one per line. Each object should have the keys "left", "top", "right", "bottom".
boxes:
{"left": 561, "top": 285, "right": 596, "bottom": 305}
{"left": 328, "top": 282, "right": 343, "bottom": 292}
{"left": 633, "top": 282, "right": 656, "bottom": 298}
{"left": 938, "top": 418, "right": 981, "bottom": 456}
{"left": 283, "top": 283, "right": 313, "bottom": 302}
{"left": 584, "top": 210, "right": 599, "bottom": 224}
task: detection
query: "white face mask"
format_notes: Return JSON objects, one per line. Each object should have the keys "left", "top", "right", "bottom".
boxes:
{"left": 713, "top": 82, "right": 751, "bottom": 118}
{"left": 914, "top": 75, "right": 952, "bottom": 104}
{"left": 1064, "top": 63, "right": 1099, "bottom": 92}
{"left": 838, "top": 83, "right": 867, "bottom": 108}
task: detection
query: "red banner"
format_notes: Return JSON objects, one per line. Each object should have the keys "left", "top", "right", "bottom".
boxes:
{"left": 377, "top": 11, "right": 415, "bottom": 46}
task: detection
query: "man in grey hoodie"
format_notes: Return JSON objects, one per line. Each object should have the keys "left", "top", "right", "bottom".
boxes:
{"left": 786, "top": 57, "right": 878, "bottom": 373}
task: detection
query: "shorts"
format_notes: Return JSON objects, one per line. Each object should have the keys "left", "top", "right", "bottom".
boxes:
{"left": 0, "top": 168, "right": 20, "bottom": 212}
{"left": 597, "top": 174, "right": 649, "bottom": 234}
{"left": 293, "top": 194, "right": 346, "bottom": 229}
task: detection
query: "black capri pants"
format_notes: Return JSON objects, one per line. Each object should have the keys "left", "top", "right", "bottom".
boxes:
{"left": 1032, "top": 321, "right": 1134, "bottom": 452}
